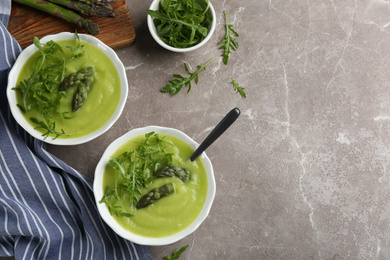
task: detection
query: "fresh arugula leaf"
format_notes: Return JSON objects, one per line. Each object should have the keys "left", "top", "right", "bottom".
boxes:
{"left": 218, "top": 11, "right": 239, "bottom": 65}
{"left": 147, "top": 0, "right": 212, "bottom": 48}
{"left": 30, "top": 117, "right": 69, "bottom": 140}
{"left": 61, "top": 112, "right": 73, "bottom": 120}
{"left": 161, "top": 57, "right": 215, "bottom": 95}
{"left": 66, "top": 32, "right": 85, "bottom": 63}
{"left": 99, "top": 186, "right": 115, "bottom": 204}
{"left": 163, "top": 245, "right": 189, "bottom": 260}
{"left": 231, "top": 78, "right": 246, "bottom": 98}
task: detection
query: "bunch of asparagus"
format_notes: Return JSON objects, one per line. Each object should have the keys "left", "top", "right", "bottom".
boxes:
{"left": 12, "top": 0, "right": 118, "bottom": 35}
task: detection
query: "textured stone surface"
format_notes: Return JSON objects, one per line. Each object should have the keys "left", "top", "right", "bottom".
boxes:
{"left": 46, "top": 0, "right": 390, "bottom": 259}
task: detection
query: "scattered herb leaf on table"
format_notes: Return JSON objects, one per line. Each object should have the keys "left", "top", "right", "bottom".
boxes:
{"left": 218, "top": 11, "right": 239, "bottom": 65}
{"left": 163, "top": 245, "right": 189, "bottom": 260}
{"left": 161, "top": 57, "right": 215, "bottom": 95}
{"left": 231, "top": 78, "right": 246, "bottom": 98}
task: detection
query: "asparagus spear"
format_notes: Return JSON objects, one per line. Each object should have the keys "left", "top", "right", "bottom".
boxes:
{"left": 59, "top": 66, "right": 96, "bottom": 91}
{"left": 62, "top": 67, "right": 96, "bottom": 112}
{"left": 12, "top": 0, "right": 100, "bottom": 35}
{"left": 155, "top": 165, "right": 190, "bottom": 182}
{"left": 72, "top": 76, "right": 94, "bottom": 112}
{"left": 136, "top": 183, "right": 175, "bottom": 209}
{"left": 77, "top": 0, "right": 116, "bottom": 4}
{"left": 47, "top": 0, "right": 115, "bottom": 17}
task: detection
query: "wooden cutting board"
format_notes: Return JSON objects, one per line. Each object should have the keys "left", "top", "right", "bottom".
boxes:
{"left": 7, "top": 0, "right": 136, "bottom": 50}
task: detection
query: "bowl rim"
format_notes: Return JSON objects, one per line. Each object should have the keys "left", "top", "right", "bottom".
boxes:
{"left": 6, "top": 32, "right": 128, "bottom": 145}
{"left": 93, "top": 125, "right": 216, "bottom": 246}
{"left": 147, "top": 0, "right": 216, "bottom": 53}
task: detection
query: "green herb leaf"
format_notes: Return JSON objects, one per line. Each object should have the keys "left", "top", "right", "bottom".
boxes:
{"left": 161, "top": 57, "right": 215, "bottom": 95}
{"left": 218, "top": 11, "right": 239, "bottom": 65}
{"left": 147, "top": 0, "right": 212, "bottom": 48}
{"left": 231, "top": 78, "right": 246, "bottom": 98}
{"left": 99, "top": 186, "right": 115, "bottom": 204}
{"left": 30, "top": 117, "right": 70, "bottom": 140}
{"left": 66, "top": 32, "right": 85, "bottom": 63}
{"left": 163, "top": 245, "right": 189, "bottom": 260}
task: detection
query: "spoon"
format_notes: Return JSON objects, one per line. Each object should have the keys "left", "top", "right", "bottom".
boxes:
{"left": 190, "top": 107, "right": 240, "bottom": 161}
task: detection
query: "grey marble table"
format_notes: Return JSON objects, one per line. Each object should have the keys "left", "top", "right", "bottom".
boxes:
{"left": 44, "top": 0, "right": 390, "bottom": 259}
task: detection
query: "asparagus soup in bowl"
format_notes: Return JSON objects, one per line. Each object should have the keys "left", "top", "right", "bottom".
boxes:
{"left": 94, "top": 126, "right": 216, "bottom": 245}
{"left": 6, "top": 32, "right": 128, "bottom": 145}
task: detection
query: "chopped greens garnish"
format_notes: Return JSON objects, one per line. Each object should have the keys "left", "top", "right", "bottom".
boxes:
{"left": 164, "top": 245, "right": 189, "bottom": 260}
{"left": 99, "top": 132, "right": 175, "bottom": 218}
{"left": 147, "top": 0, "right": 212, "bottom": 48}
{"left": 161, "top": 57, "right": 215, "bottom": 95}
{"left": 231, "top": 78, "right": 246, "bottom": 98}
{"left": 12, "top": 33, "right": 85, "bottom": 139}
{"left": 218, "top": 11, "right": 239, "bottom": 65}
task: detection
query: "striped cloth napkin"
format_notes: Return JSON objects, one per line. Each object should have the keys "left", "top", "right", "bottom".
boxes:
{"left": 0, "top": 2, "right": 151, "bottom": 259}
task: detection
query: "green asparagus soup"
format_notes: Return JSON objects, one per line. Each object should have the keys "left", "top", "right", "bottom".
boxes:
{"left": 15, "top": 39, "right": 121, "bottom": 139}
{"left": 101, "top": 132, "right": 208, "bottom": 238}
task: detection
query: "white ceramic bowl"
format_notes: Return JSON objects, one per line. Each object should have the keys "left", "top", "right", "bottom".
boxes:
{"left": 6, "top": 32, "right": 128, "bottom": 145}
{"left": 147, "top": 0, "right": 216, "bottom": 52}
{"left": 94, "top": 126, "right": 216, "bottom": 245}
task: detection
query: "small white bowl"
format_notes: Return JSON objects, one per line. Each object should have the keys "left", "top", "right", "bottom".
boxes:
{"left": 6, "top": 32, "right": 128, "bottom": 145}
{"left": 147, "top": 0, "right": 216, "bottom": 52}
{"left": 93, "top": 126, "right": 216, "bottom": 245}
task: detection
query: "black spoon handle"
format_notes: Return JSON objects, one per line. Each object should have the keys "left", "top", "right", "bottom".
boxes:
{"left": 190, "top": 107, "right": 240, "bottom": 162}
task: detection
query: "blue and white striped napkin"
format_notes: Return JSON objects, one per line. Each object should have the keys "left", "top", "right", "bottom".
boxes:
{"left": 0, "top": 2, "right": 151, "bottom": 259}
